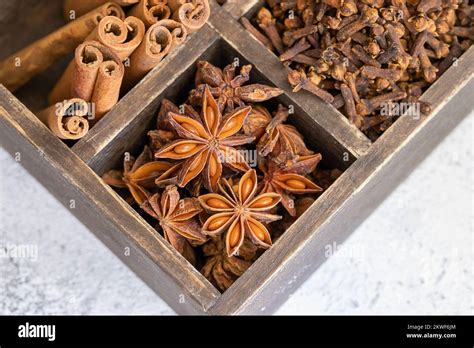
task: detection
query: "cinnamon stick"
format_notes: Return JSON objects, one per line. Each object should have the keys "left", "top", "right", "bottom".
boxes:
{"left": 49, "top": 15, "right": 143, "bottom": 104}
{"left": 36, "top": 98, "right": 90, "bottom": 140}
{"left": 0, "top": 2, "right": 124, "bottom": 92}
{"left": 63, "top": 0, "right": 138, "bottom": 21}
{"left": 156, "top": 19, "right": 188, "bottom": 50}
{"left": 121, "top": 23, "right": 173, "bottom": 91}
{"left": 87, "top": 16, "right": 146, "bottom": 61}
{"left": 91, "top": 59, "right": 124, "bottom": 121}
{"left": 170, "top": 0, "right": 210, "bottom": 33}
{"left": 48, "top": 40, "right": 124, "bottom": 123}
{"left": 128, "top": 0, "right": 172, "bottom": 28}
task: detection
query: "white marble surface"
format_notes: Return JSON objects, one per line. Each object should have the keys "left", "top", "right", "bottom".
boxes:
{"left": 1, "top": 113, "right": 473, "bottom": 315}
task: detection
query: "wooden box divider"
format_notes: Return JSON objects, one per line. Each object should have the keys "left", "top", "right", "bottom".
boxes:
{"left": 1, "top": 0, "right": 473, "bottom": 315}
{"left": 221, "top": 0, "right": 263, "bottom": 19}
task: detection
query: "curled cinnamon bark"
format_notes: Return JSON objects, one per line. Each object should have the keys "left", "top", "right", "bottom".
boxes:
{"left": 122, "top": 23, "right": 173, "bottom": 91}
{"left": 92, "top": 60, "right": 124, "bottom": 121}
{"left": 49, "top": 40, "right": 124, "bottom": 122}
{"left": 156, "top": 19, "right": 188, "bottom": 49}
{"left": 128, "top": 0, "right": 172, "bottom": 28}
{"left": 71, "top": 44, "right": 106, "bottom": 102}
{"left": 36, "top": 98, "right": 90, "bottom": 140}
{"left": 171, "top": 0, "right": 210, "bottom": 33}
{"left": 0, "top": 2, "right": 124, "bottom": 92}
{"left": 87, "top": 16, "right": 146, "bottom": 61}
{"left": 63, "top": 0, "right": 137, "bottom": 21}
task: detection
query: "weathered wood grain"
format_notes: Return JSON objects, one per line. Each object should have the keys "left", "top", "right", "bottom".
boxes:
{"left": 0, "top": 86, "right": 220, "bottom": 315}
{"left": 222, "top": 0, "right": 262, "bottom": 19}
{"left": 208, "top": 47, "right": 474, "bottom": 314}
{"left": 208, "top": 2, "right": 372, "bottom": 161}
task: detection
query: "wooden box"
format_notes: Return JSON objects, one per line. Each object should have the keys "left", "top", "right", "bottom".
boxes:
{"left": 1, "top": 0, "right": 473, "bottom": 314}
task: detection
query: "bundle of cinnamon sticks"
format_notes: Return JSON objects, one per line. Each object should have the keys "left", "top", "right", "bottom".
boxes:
{"left": 0, "top": 0, "right": 210, "bottom": 141}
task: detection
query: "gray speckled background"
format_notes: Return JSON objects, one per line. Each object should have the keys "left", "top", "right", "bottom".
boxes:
{"left": 1, "top": 113, "right": 472, "bottom": 315}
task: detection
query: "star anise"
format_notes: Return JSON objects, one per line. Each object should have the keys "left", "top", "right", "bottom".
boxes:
{"left": 154, "top": 86, "right": 254, "bottom": 192}
{"left": 102, "top": 146, "right": 174, "bottom": 205}
{"left": 257, "top": 104, "right": 313, "bottom": 165}
{"left": 199, "top": 169, "right": 282, "bottom": 256}
{"left": 242, "top": 104, "right": 272, "bottom": 139}
{"left": 200, "top": 235, "right": 257, "bottom": 291}
{"left": 188, "top": 60, "right": 284, "bottom": 112}
{"left": 259, "top": 154, "right": 323, "bottom": 216}
{"left": 148, "top": 129, "right": 172, "bottom": 153}
{"left": 141, "top": 185, "right": 207, "bottom": 261}
{"left": 154, "top": 98, "right": 202, "bottom": 144}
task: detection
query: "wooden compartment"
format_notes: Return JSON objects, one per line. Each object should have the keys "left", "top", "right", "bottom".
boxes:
{"left": 1, "top": 1, "right": 473, "bottom": 314}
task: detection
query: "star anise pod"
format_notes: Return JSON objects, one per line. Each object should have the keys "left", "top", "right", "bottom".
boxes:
{"left": 154, "top": 86, "right": 254, "bottom": 192}
{"left": 199, "top": 169, "right": 282, "bottom": 256}
{"left": 257, "top": 104, "right": 313, "bottom": 165}
{"left": 188, "top": 60, "right": 283, "bottom": 112}
{"left": 155, "top": 99, "right": 179, "bottom": 142}
{"left": 259, "top": 154, "right": 323, "bottom": 216}
{"left": 200, "top": 235, "right": 257, "bottom": 291}
{"left": 154, "top": 98, "right": 202, "bottom": 143}
{"left": 102, "top": 146, "right": 174, "bottom": 205}
{"left": 242, "top": 104, "right": 272, "bottom": 139}
{"left": 141, "top": 185, "right": 207, "bottom": 260}
{"left": 147, "top": 129, "right": 172, "bottom": 153}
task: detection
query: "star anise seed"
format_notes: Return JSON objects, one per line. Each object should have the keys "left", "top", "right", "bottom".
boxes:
{"left": 242, "top": 104, "right": 272, "bottom": 139}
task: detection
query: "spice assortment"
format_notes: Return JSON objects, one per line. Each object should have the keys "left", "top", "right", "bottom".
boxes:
{"left": 103, "top": 60, "right": 341, "bottom": 290}
{"left": 0, "top": 0, "right": 210, "bottom": 141}
{"left": 241, "top": 0, "right": 473, "bottom": 140}
{"left": 2, "top": 0, "right": 471, "bottom": 313}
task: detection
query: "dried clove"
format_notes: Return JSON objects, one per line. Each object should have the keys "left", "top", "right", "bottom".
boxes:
{"left": 244, "top": 0, "right": 472, "bottom": 139}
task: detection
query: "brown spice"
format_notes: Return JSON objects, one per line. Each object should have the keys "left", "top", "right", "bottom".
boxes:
{"left": 102, "top": 60, "right": 339, "bottom": 290}
{"left": 141, "top": 185, "right": 206, "bottom": 264}
{"left": 154, "top": 86, "right": 254, "bottom": 192}
{"left": 244, "top": 0, "right": 473, "bottom": 140}
{"left": 257, "top": 104, "right": 314, "bottom": 165}
{"left": 199, "top": 169, "right": 282, "bottom": 256}
{"left": 259, "top": 154, "right": 323, "bottom": 216}
{"left": 189, "top": 61, "right": 284, "bottom": 113}
{"left": 102, "top": 145, "right": 176, "bottom": 205}
{"left": 200, "top": 236, "right": 257, "bottom": 291}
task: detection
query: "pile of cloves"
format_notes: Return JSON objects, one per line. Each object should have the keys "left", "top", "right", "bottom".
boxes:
{"left": 242, "top": 0, "right": 473, "bottom": 140}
